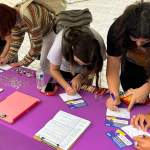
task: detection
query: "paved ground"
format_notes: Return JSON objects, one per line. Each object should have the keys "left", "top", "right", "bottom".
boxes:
{"left": 0, "top": 0, "right": 146, "bottom": 87}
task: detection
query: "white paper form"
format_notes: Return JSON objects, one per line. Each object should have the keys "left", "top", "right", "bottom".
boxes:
{"left": 59, "top": 93, "right": 82, "bottom": 102}
{"left": 0, "top": 65, "right": 12, "bottom": 70}
{"left": 106, "top": 108, "right": 130, "bottom": 119}
{"left": 121, "top": 125, "right": 150, "bottom": 138}
{"left": 35, "top": 111, "right": 90, "bottom": 150}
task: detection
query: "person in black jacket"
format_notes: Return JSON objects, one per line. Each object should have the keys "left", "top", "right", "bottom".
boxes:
{"left": 106, "top": 2, "right": 150, "bottom": 111}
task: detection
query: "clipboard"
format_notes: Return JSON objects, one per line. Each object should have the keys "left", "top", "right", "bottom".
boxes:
{"left": 33, "top": 135, "right": 63, "bottom": 150}
{"left": 34, "top": 111, "right": 90, "bottom": 150}
{"left": 0, "top": 91, "right": 40, "bottom": 124}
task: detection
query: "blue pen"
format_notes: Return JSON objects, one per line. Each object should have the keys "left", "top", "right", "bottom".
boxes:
{"left": 110, "top": 92, "right": 116, "bottom": 100}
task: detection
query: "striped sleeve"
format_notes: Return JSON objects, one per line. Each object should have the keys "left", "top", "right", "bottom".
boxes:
{"left": 19, "top": 3, "right": 43, "bottom": 66}
{"left": 7, "top": 24, "right": 25, "bottom": 62}
{"left": 8, "top": 3, "right": 52, "bottom": 66}
{"left": 20, "top": 16, "right": 43, "bottom": 66}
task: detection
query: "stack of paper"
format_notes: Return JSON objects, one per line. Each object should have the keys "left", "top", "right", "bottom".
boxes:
{"left": 59, "top": 93, "right": 87, "bottom": 109}
{"left": 59, "top": 93, "right": 82, "bottom": 102}
{"left": 121, "top": 125, "right": 150, "bottom": 138}
{"left": 106, "top": 108, "right": 130, "bottom": 119}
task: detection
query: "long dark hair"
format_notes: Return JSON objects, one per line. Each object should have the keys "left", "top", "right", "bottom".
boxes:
{"left": 62, "top": 27, "right": 103, "bottom": 87}
{"left": 112, "top": 2, "right": 150, "bottom": 77}
{"left": 0, "top": 4, "right": 17, "bottom": 37}
{"left": 113, "top": 2, "right": 150, "bottom": 54}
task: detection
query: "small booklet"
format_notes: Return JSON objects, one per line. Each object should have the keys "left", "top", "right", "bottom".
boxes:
{"left": 59, "top": 93, "right": 82, "bottom": 102}
{"left": 121, "top": 125, "right": 150, "bottom": 138}
{"left": 34, "top": 110, "right": 91, "bottom": 150}
{"left": 0, "top": 91, "right": 40, "bottom": 124}
{"left": 106, "top": 108, "right": 130, "bottom": 119}
{"left": 59, "top": 93, "right": 87, "bottom": 109}
{"left": 106, "top": 129, "right": 133, "bottom": 148}
{"left": 106, "top": 125, "right": 150, "bottom": 149}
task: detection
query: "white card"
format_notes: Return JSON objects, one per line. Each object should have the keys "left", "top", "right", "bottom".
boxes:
{"left": 0, "top": 65, "right": 12, "bottom": 70}
{"left": 0, "top": 69, "right": 4, "bottom": 73}
{"left": 59, "top": 93, "right": 82, "bottom": 102}
{"left": 113, "top": 118, "right": 128, "bottom": 125}
{"left": 121, "top": 125, "right": 150, "bottom": 138}
{"left": 106, "top": 108, "right": 130, "bottom": 119}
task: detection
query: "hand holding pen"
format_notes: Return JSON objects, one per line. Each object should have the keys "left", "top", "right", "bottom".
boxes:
{"left": 106, "top": 92, "right": 121, "bottom": 111}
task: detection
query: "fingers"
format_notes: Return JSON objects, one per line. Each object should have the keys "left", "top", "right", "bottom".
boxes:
{"left": 131, "top": 115, "right": 136, "bottom": 127}
{"left": 131, "top": 114, "right": 150, "bottom": 132}
{"left": 10, "top": 63, "right": 20, "bottom": 67}
{"left": 133, "top": 136, "right": 145, "bottom": 150}
{"left": 0, "top": 57, "right": 7, "bottom": 65}
{"left": 72, "top": 82, "right": 81, "bottom": 92}
{"left": 10, "top": 63, "right": 15, "bottom": 67}
{"left": 133, "top": 136, "right": 144, "bottom": 144}
{"left": 111, "top": 105, "right": 119, "bottom": 111}
{"left": 134, "top": 144, "right": 142, "bottom": 150}
{"left": 71, "top": 79, "right": 81, "bottom": 92}
{"left": 66, "top": 86, "right": 76, "bottom": 95}
{"left": 128, "top": 97, "right": 135, "bottom": 111}
{"left": 124, "top": 88, "right": 133, "bottom": 97}
{"left": 106, "top": 98, "right": 119, "bottom": 111}
{"left": 131, "top": 114, "right": 145, "bottom": 130}
{"left": 71, "top": 83, "right": 78, "bottom": 92}
{"left": 0, "top": 60, "right": 4, "bottom": 65}
{"left": 139, "top": 116, "right": 145, "bottom": 131}
{"left": 144, "top": 124, "right": 150, "bottom": 132}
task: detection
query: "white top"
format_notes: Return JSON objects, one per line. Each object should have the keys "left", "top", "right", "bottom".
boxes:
{"left": 47, "top": 28, "right": 106, "bottom": 73}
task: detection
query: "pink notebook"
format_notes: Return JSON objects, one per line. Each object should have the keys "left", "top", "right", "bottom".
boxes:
{"left": 0, "top": 91, "right": 40, "bottom": 124}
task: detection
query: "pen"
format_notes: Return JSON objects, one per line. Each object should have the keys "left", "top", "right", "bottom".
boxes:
{"left": 110, "top": 92, "right": 116, "bottom": 100}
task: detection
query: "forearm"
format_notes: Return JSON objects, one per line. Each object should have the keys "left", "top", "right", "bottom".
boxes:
{"left": 107, "top": 72, "right": 120, "bottom": 96}
{"left": 20, "top": 50, "right": 39, "bottom": 66}
{"left": 21, "top": 30, "right": 43, "bottom": 66}
{"left": 7, "top": 35, "right": 24, "bottom": 61}
{"left": 106, "top": 56, "right": 121, "bottom": 97}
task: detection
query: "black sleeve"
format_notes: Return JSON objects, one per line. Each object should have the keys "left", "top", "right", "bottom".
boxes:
{"left": 107, "top": 19, "right": 122, "bottom": 57}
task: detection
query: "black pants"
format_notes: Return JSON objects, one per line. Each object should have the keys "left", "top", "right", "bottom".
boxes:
{"left": 60, "top": 70, "right": 75, "bottom": 80}
{"left": 48, "top": 71, "right": 74, "bottom": 83}
{"left": 120, "top": 59, "right": 147, "bottom": 91}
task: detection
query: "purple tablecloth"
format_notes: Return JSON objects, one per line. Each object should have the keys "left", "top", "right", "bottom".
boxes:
{"left": 0, "top": 68, "right": 149, "bottom": 150}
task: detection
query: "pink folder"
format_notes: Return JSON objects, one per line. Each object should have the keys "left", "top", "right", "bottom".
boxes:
{"left": 0, "top": 91, "right": 40, "bottom": 124}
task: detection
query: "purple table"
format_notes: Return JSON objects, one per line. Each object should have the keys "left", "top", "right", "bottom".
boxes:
{"left": 0, "top": 68, "right": 150, "bottom": 150}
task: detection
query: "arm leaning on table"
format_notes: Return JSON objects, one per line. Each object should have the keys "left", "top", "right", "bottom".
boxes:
{"left": 6, "top": 17, "right": 43, "bottom": 67}
{"left": 106, "top": 55, "right": 121, "bottom": 111}
{"left": 49, "top": 63, "right": 76, "bottom": 95}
